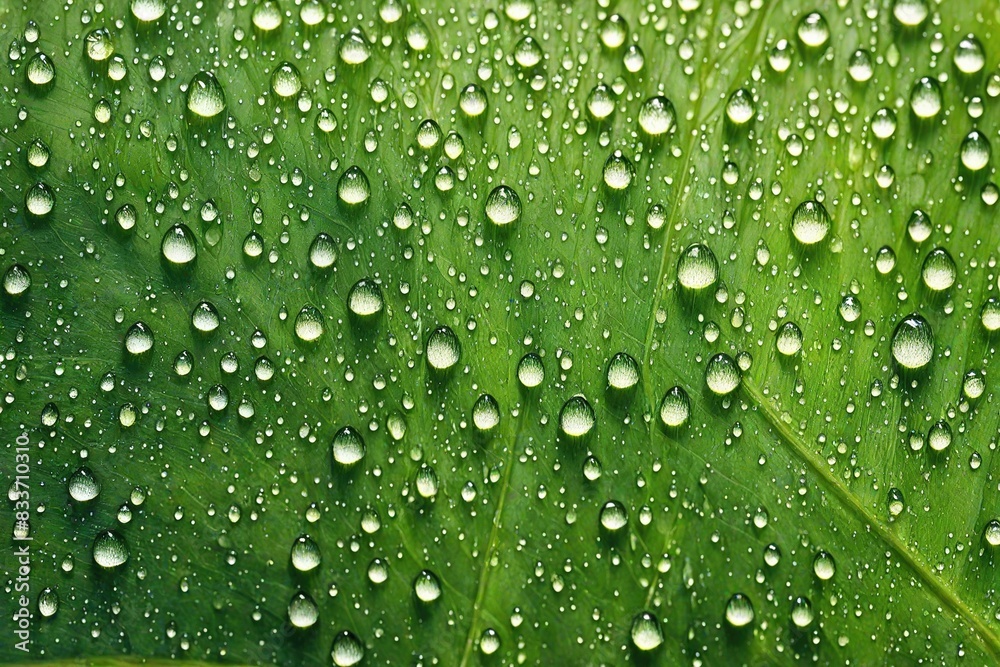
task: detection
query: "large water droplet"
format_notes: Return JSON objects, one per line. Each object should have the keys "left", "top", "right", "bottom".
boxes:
{"left": 68, "top": 467, "right": 101, "bottom": 502}
{"left": 161, "top": 223, "right": 197, "bottom": 265}
{"left": 290, "top": 534, "right": 321, "bottom": 572}
{"left": 630, "top": 611, "right": 663, "bottom": 651}
{"left": 186, "top": 71, "right": 226, "bottom": 118}
{"left": 517, "top": 353, "right": 545, "bottom": 388}
{"left": 332, "top": 426, "right": 366, "bottom": 466}
{"left": 485, "top": 185, "right": 522, "bottom": 226}
{"left": 270, "top": 62, "right": 302, "bottom": 98}
{"left": 472, "top": 394, "right": 501, "bottom": 432}
{"left": 705, "top": 353, "right": 741, "bottom": 395}
{"left": 294, "top": 305, "right": 325, "bottom": 342}
{"left": 92, "top": 530, "right": 129, "bottom": 568}
{"left": 638, "top": 95, "right": 676, "bottom": 136}
{"left": 131, "top": 0, "right": 166, "bottom": 21}
{"left": 676, "top": 243, "right": 719, "bottom": 290}
{"left": 3, "top": 264, "right": 31, "bottom": 296}
{"left": 288, "top": 591, "right": 318, "bottom": 629}
{"left": 426, "top": 326, "right": 461, "bottom": 371}
{"left": 659, "top": 386, "right": 691, "bottom": 427}
{"left": 559, "top": 395, "right": 595, "bottom": 438}
{"left": 331, "top": 630, "right": 364, "bottom": 666}
{"left": 606, "top": 352, "right": 639, "bottom": 390}
{"left": 725, "top": 593, "right": 754, "bottom": 627}
{"left": 124, "top": 321, "right": 154, "bottom": 355}
{"left": 338, "top": 166, "right": 371, "bottom": 205}
{"left": 790, "top": 200, "right": 830, "bottom": 245}
{"left": 813, "top": 550, "right": 836, "bottom": 580}
{"left": 891, "top": 314, "right": 934, "bottom": 370}
{"left": 347, "top": 279, "right": 384, "bottom": 318}
{"left": 414, "top": 569, "right": 442, "bottom": 602}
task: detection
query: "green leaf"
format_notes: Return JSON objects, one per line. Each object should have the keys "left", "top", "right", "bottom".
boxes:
{"left": 2, "top": 0, "right": 1000, "bottom": 665}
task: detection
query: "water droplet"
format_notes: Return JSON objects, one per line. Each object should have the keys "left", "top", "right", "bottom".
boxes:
{"left": 871, "top": 107, "right": 897, "bottom": 140}
{"left": 92, "top": 530, "right": 129, "bottom": 568}
{"left": 848, "top": 49, "right": 874, "bottom": 82}
{"left": 586, "top": 83, "right": 615, "bottom": 120}
{"left": 332, "top": 426, "right": 366, "bottom": 466}
{"left": 893, "top": 0, "right": 928, "bottom": 26}
{"left": 725, "top": 593, "right": 755, "bottom": 627}
{"left": 331, "top": 630, "right": 364, "bottom": 667}
{"left": 288, "top": 591, "right": 318, "bottom": 629}
{"left": 68, "top": 467, "right": 101, "bottom": 502}
{"left": 907, "top": 209, "right": 932, "bottom": 243}
{"left": 124, "top": 321, "right": 154, "bottom": 355}
{"left": 191, "top": 301, "right": 220, "bottom": 333}
{"left": 338, "top": 166, "right": 370, "bottom": 205}
{"left": 559, "top": 395, "right": 595, "bottom": 438}
{"left": 426, "top": 326, "right": 461, "bottom": 371}
{"left": 725, "top": 88, "right": 755, "bottom": 125}
{"left": 812, "top": 550, "right": 836, "bottom": 580}
{"left": 583, "top": 456, "right": 603, "bottom": 481}
{"left": 796, "top": 12, "right": 829, "bottom": 49}
{"left": 472, "top": 394, "right": 500, "bottom": 432}
{"left": 347, "top": 279, "right": 384, "bottom": 318}
{"left": 960, "top": 130, "right": 991, "bottom": 171}
{"left": 891, "top": 314, "right": 934, "bottom": 370}
{"left": 790, "top": 200, "right": 830, "bottom": 245}
{"left": 340, "top": 28, "right": 371, "bottom": 65}
{"left": 309, "top": 233, "right": 337, "bottom": 268}
{"left": 768, "top": 39, "right": 793, "bottom": 73}
{"left": 131, "top": 0, "right": 166, "bottom": 21}
{"left": 186, "top": 71, "right": 226, "bottom": 118}
{"left": 984, "top": 520, "right": 1000, "bottom": 547}
{"left": 479, "top": 628, "right": 501, "bottom": 655}
{"left": 414, "top": 569, "right": 442, "bottom": 602}
{"left": 252, "top": 0, "right": 283, "bottom": 31}
{"left": 270, "top": 62, "right": 302, "bottom": 98}
{"left": 161, "top": 223, "right": 197, "bottom": 265}
{"left": 954, "top": 34, "right": 985, "bottom": 75}
{"left": 639, "top": 95, "right": 676, "bottom": 136}
{"left": 25, "top": 182, "right": 54, "bottom": 217}
{"left": 705, "top": 353, "right": 740, "bottom": 396}
{"left": 26, "top": 139, "right": 50, "bottom": 168}
{"left": 921, "top": 247, "right": 956, "bottom": 291}
{"left": 606, "top": 352, "right": 639, "bottom": 390}
{"left": 518, "top": 353, "right": 545, "bottom": 388}
{"left": 839, "top": 295, "right": 861, "bottom": 323}
{"left": 599, "top": 500, "right": 628, "bottom": 531}
{"left": 630, "top": 611, "right": 663, "bottom": 651}
{"left": 791, "top": 596, "right": 814, "bottom": 628}
{"left": 963, "top": 370, "right": 986, "bottom": 400}
{"left": 485, "top": 185, "right": 522, "bottom": 226}
{"left": 761, "top": 544, "right": 781, "bottom": 567}
{"left": 294, "top": 305, "right": 325, "bottom": 342}
{"left": 776, "top": 322, "right": 803, "bottom": 356}
{"left": 37, "top": 587, "right": 59, "bottom": 618}
{"left": 887, "top": 487, "right": 905, "bottom": 518}
{"left": 659, "top": 386, "right": 691, "bottom": 428}
{"left": 513, "top": 35, "right": 543, "bottom": 68}
{"left": 928, "top": 420, "right": 952, "bottom": 452}
{"left": 26, "top": 53, "right": 55, "bottom": 86}
{"left": 603, "top": 150, "right": 634, "bottom": 190}
{"left": 459, "top": 83, "right": 488, "bottom": 117}
{"left": 909, "top": 77, "right": 942, "bottom": 119}
{"left": 3, "top": 264, "right": 31, "bottom": 296}
{"left": 84, "top": 28, "right": 114, "bottom": 62}
{"left": 676, "top": 243, "right": 719, "bottom": 290}
{"left": 599, "top": 14, "right": 627, "bottom": 49}
{"left": 981, "top": 298, "right": 1000, "bottom": 331}
{"left": 290, "top": 534, "right": 321, "bottom": 572}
